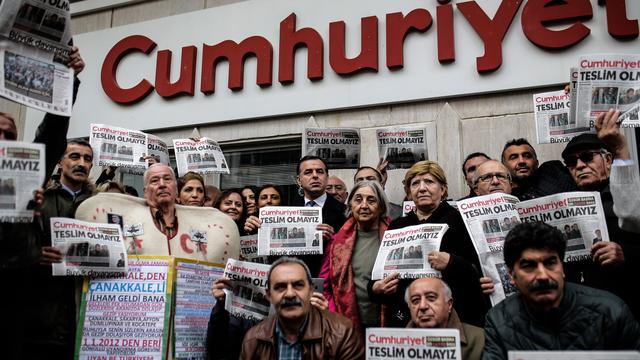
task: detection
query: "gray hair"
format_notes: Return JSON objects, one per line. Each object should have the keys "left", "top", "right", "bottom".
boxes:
{"left": 143, "top": 163, "right": 176, "bottom": 186}
{"left": 267, "top": 257, "right": 313, "bottom": 289}
{"left": 345, "top": 180, "right": 389, "bottom": 218}
{"left": 404, "top": 278, "right": 453, "bottom": 305}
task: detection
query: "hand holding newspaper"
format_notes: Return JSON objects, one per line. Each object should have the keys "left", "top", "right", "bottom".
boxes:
{"left": 371, "top": 223, "right": 448, "bottom": 280}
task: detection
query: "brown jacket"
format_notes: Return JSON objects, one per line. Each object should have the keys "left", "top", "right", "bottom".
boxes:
{"left": 407, "top": 309, "right": 485, "bottom": 360}
{"left": 240, "top": 307, "right": 365, "bottom": 359}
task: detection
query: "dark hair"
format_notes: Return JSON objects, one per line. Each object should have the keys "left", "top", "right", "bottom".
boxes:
{"left": 501, "top": 138, "right": 537, "bottom": 163}
{"left": 503, "top": 222, "right": 566, "bottom": 269}
{"left": 123, "top": 185, "right": 139, "bottom": 197}
{"left": 462, "top": 152, "right": 490, "bottom": 175}
{"left": 354, "top": 166, "right": 383, "bottom": 183}
{"left": 64, "top": 139, "right": 93, "bottom": 158}
{"left": 297, "top": 155, "right": 328, "bottom": 175}
{"left": 267, "top": 257, "right": 312, "bottom": 289}
{"left": 214, "top": 189, "right": 244, "bottom": 210}
{"left": 258, "top": 184, "right": 283, "bottom": 198}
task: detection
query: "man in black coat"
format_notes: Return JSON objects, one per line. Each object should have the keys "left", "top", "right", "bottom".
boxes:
{"left": 290, "top": 155, "right": 346, "bottom": 275}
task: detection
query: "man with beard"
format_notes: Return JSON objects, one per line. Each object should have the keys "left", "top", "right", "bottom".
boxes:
{"left": 240, "top": 257, "right": 364, "bottom": 359}
{"left": 501, "top": 139, "right": 576, "bottom": 200}
{"left": 560, "top": 109, "right": 640, "bottom": 321}
{"left": 483, "top": 222, "right": 640, "bottom": 360}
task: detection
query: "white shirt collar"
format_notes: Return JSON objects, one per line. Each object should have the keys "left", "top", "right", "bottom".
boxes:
{"left": 304, "top": 192, "right": 327, "bottom": 207}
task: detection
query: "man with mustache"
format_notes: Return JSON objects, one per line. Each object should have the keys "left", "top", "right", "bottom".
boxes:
{"left": 240, "top": 257, "right": 364, "bottom": 359}
{"left": 483, "top": 222, "right": 640, "bottom": 359}
{"left": 560, "top": 109, "right": 640, "bottom": 321}
{"left": 405, "top": 278, "right": 484, "bottom": 360}
{"left": 501, "top": 139, "right": 576, "bottom": 200}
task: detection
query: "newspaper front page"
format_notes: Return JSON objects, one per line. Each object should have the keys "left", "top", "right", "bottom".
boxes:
{"left": 568, "top": 67, "right": 579, "bottom": 126}
{"left": 302, "top": 128, "right": 360, "bottom": 169}
{"left": 0, "top": 140, "right": 44, "bottom": 223}
{"left": 376, "top": 127, "right": 428, "bottom": 170}
{"left": 518, "top": 192, "right": 610, "bottom": 263}
{"left": 457, "top": 193, "right": 521, "bottom": 306}
{"left": 257, "top": 206, "right": 323, "bottom": 256}
{"left": 534, "top": 90, "right": 590, "bottom": 144}
{"left": 147, "top": 134, "right": 170, "bottom": 167}
{"left": 75, "top": 256, "right": 174, "bottom": 360}
{"left": 90, "top": 124, "right": 148, "bottom": 173}
{"left": 576, "top": 54, "right": 640, "bottom": 128}
{"left": 173, "top": 138, "right": 230, "bottom": 176}
{"left": 0, "top": 1, "right": 74, "bottom": 115}
{"left": 51, "top": 218, "right": 128, "bottom": 276}
{"left": 174, "top": 259, "right": 224, "bottom": 360}
{"left": 366, "top": 328, "right": 461, "bottom": 360}
{"left": 240, "top": 234, "right": 270, "bottom": 264}
{"left": 371, "top": 223, "right": 448, "bottom": 280}
{"left": 222, "top": 259, "right": 271, "bottom": 322}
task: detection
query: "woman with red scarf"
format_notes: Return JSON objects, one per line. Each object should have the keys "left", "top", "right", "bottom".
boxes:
{"left": 320, "top": 180, "right": 390, "bottom": 329}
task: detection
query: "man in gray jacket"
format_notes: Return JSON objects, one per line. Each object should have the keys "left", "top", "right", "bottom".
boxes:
{"left": 483, "top": 222, "right": 640, "bottom": 360}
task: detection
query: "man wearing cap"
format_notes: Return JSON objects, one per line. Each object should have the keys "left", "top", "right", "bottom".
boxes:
{"left": 561, "top": 109, "right": 640, "bottom": 321}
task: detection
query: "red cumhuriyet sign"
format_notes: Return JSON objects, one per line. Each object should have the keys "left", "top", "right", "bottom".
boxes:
{"left": 101, "top": 0, "right": 638, "bottom": 104}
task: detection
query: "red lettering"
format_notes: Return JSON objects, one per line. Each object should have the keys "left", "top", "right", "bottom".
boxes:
{"left": 386, "top": 9, "right": 432, "bottom": 69}
{"left": 437, "top": 2, "right": 455, "bottom": 63}
{"left": 522, "top": 0, "right": 592, "bottom": 49}
{"left": 155, "top": 46, "right": 197, "bottom": 98}
{"left": 457, "top": 0, "right": 523, "bottom": 72}
{"left": 201, "top": 36, "right": 273, "bottom": 93}
{"left": 329, "top": 16, "right": 378, "bottom": 75}
{"left": 278, "top": 13, "right": 324, "bottom": 83}
{"left": 101, "top": 35, "right": 156, "bottom": 104}
{"left": 602, "top": 0, "right": 639, "bottom": 39}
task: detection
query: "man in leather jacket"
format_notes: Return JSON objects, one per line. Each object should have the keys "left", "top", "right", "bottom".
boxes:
{"left": 240, "top": 257, "right": 364, "bottom": 359}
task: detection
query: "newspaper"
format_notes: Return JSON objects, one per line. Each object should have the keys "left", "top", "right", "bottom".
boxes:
{"left": 147, "top": 134, "right": 170, "bottom": 167}
{"left": 508, "top": 351, "right": 640, "bottom": 360}
{"left": 222, "top": 259, "right": 271, "bottom": 322}
{"left": 518, "top": 192, "right": 609, "bottom": 263}
{"left": 0, "top": 140, "right": 44, "bottom": 223}
{"left": 371, "top": 223, "right": 448, "bottom": 280}
{"left": 0, "top": 1, "right": 74, "bottom": 115}
{"left": 402, "top": 201, "right": 416, "bottom": 217}
{"left": 568, "top": 67, "right": 579, "bottom": 126}
{"left": 90, "top": 124, "right": 149, "bottom": 173}
{"left": 257, "top": 206, "right": 323, "bottom": 256}
{"left": 457, "top": 193, "right": 522, "bottom": 306}
{"left": 240, "top": 234, "right": 270, "bottom": 264}
{"left": 366, "top": 328, "right": 461, "bottom": 360}
{"left": 173, "top": 137, "right": 230, "bottom": 176}
{"left": 50, "top": 218, "right": 128, "bottom": 276}
{"left": 458, "top": 192, "right": 610, "bottom": 305}
{"left": 376, "top": 126, "right": 428, "bottom": 170}
{"left": 534, "top": 90, "right": 590, "bottom": 144}
{"left": 76, "top": 256, "right": 173, "bottom": 360}
{"left": 174, "top": 259, "right": 224, "bottom": 360}
{"left": 575, "top": 54, "right": 640, "bottom": 129}
{"left": 619, "top": 102, "right": 640, "bottom": 128}
{"left": 302, "top": 127, "right": 360, "bottom": 169}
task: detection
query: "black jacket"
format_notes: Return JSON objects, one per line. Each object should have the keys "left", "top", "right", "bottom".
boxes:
{"left": 483, "top": 283, "right": 640, "bottom": 360}
{"left": 369, "top": 201, "right": 489, "bottom": 327}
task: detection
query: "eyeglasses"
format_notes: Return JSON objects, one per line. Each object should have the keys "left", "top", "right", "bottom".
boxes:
{"left": 476, "top": 172, "right": 511, "bottom": 184}
{"left": 564, "top": 150, "right": 606, "bottom": 167}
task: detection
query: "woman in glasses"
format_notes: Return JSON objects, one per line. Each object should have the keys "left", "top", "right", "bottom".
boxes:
{"left": 369, "top": 160, "right": 488, "bottom": 328}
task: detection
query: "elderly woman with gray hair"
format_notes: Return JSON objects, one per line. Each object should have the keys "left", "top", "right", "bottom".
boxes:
{"left": 319, "top": 180, "right": 391, "bottom": 330}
